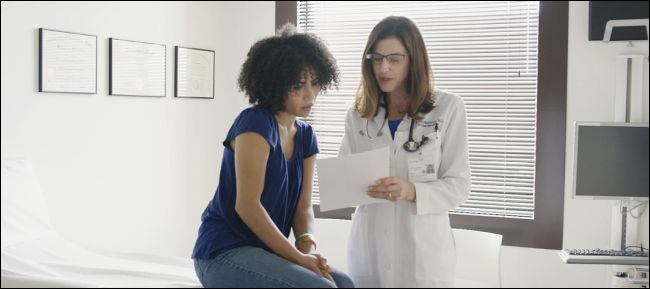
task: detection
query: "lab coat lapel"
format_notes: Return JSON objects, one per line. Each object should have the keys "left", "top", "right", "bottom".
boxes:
{"left": 374, "top": 106, "right": 393, "bottom": 146}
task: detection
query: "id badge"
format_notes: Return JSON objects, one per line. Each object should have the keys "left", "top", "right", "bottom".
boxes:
{"left": 407, "top": 149, "right": 436, "bottom": 182}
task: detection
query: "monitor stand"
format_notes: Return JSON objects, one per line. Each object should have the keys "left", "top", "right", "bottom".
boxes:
{"left": 619, "top": 205, "right": 627, "bottom": 252}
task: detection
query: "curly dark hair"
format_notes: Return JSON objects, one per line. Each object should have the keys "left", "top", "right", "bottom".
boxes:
{"left": 238, "top": 23, "right": 339, "bottom": 114}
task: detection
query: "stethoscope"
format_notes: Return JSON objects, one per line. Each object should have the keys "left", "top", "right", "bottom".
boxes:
{"left": 358, "top": 95, "right": 431, "bottom": 153}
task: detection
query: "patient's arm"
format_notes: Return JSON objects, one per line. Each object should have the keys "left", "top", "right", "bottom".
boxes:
{"left": 232, "top": 133, "right": 303, "bottom": 264}
{"left": 292, "top": 155, "right": 317, "bottom": 254}
{"left": 233, "top": 133, "right": 330, "bottom": 280}
{"left": 291, "top": 155, "right": 333, "bottom": 281}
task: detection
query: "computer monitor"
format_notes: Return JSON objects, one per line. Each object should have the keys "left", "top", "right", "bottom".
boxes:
{"left": 572, "top": 122, "right": 649, "bottom": 201}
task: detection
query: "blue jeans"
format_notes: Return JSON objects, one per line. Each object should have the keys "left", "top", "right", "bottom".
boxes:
{"left": 194, "top": 246, "right": 355, "bottom": 288}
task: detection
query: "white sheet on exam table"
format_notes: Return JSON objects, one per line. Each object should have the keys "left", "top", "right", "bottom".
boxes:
{"left": 1, "top": 235, "right": 200, "bottom": 287}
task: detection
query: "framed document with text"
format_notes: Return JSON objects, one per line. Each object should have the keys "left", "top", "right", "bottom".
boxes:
{"left": 109, "top": 38, "right": 166, "bottom": 97}
{"left": 175, "top": 46, "right": 214, "bottom": 99}
{"left": 39, "top": 28, "right": 97, "bottom": 94}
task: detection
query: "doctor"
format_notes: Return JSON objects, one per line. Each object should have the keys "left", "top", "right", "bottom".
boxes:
{"left": 340, "top": 16, "right": 470, "bottom": 287}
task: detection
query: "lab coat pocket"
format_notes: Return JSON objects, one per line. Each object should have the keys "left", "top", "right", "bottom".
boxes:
{"left": 414, "top": 215, "right": 455, "bottom": 281}
{"left": 347, "top": 209, "right": 373, "bottom": 276}
{"left": 407, "top": 132, "right": 441, "bottom": 183}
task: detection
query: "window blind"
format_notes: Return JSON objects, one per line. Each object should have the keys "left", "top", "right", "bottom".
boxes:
{"left": 298, "top": 1, "right": 539, "bottom": 219}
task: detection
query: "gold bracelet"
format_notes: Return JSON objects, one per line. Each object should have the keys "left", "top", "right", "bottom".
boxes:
{"left": 295, "top": 233, "right": 317, "bottom": 250}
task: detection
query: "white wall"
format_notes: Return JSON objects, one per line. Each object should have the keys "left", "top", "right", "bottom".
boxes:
{"left": 500, "top": 2, "right": 649, "bottom": 287}
{"left": 1, "top": 1, "right": 273, "bottom": 257}
{"left": 2, "top": 1, "right": 649, "bottom": 287}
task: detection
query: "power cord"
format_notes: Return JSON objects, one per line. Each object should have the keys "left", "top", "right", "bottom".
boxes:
{"left": 626, "top": 245, "right": 646, "bottom": 252}
{"left": 628, "top": 201, "right": 648, "bottom": 219}
{"left": 620, "top": 200, "right": 648, "bottom": 219}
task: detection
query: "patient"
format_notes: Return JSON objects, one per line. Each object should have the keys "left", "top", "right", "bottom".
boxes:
{"left": 191, "top": 24, "right": 354, "bottom": 288}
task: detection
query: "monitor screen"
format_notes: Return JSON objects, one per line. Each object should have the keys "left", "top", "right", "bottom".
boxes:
{"left": 588, "top": 1, "right": 649, "bottom": 41}
{"left": 573, "top": 122, "right": 649, "bottom": 200}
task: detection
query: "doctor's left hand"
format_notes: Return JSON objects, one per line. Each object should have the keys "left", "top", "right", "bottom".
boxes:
{"left": 367, "top": 177, "right": 416, "bottom": 202}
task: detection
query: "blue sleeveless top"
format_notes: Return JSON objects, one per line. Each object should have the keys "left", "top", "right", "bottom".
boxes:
{"left": 192, "top": 107, "right": 319, "bottom": 260}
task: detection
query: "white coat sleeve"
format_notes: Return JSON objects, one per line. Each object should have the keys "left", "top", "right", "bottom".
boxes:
{"left": 414, "top": 99, "right": 471, "bottom": 216}
{"left": 338, "top": 108, "right": 356, "bottom": 157}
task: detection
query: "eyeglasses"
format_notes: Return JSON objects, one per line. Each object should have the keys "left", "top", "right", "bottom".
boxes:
{"left": 365, "top": 53, "right": 407, "bottom": 66}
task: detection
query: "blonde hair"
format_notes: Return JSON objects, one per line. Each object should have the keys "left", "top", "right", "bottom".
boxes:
{"left": 355, "top": 16, "right": 435, "bottom": 120}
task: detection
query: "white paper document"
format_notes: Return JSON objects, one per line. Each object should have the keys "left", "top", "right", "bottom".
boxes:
{"left": 316, "top": 146, "right": 390, "bottom": 212}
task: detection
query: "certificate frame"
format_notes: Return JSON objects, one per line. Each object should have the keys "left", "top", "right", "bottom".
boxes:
{"left": 109, "top": 38, "right": 166, "bottom": 97}
{"left": 174, "top": 46, "right": 215, "bottom": 99}
{"left": 38, "top": 28, "right": 97, "bottom": 94}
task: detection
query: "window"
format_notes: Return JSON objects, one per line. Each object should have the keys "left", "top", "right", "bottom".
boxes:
{"left": 300, "top": 1, "right": 539, "bottom": 219}
{"left": 281, "top": 1, "right": 567, "bottom": 248}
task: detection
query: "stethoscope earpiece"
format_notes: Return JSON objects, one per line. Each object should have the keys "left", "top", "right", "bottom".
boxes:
{"left": 420, "top": 135, "right": 430, "bottom": 146}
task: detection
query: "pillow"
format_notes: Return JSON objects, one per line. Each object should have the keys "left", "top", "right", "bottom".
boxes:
{"left": 1, "top": 159, "right": 54, "bottom": 248}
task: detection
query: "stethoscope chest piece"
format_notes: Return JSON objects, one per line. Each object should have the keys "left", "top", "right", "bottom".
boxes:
{"left": 403, "top": 140, "right": 418, "bottom": 152}
{"left": 403, "top": 135, "right": 430, "bottom": 153}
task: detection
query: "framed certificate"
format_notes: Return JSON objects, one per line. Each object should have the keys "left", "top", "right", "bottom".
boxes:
{"left": 109, "top": 38, "right": 166, "bottom": 97}
{"left": 175, "top": 46, "right": 215, "bottom": 99}
{"left": 39, "top": 28, "right": 97, "bottom": 94}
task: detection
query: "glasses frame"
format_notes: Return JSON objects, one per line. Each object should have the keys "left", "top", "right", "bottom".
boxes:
{"left": 365, "top": 52, "right": 408, "bottom": 66}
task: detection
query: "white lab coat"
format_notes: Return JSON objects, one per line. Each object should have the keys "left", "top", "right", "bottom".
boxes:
{"left": 340, "top": 90, "right": 471, "bottom": 288}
